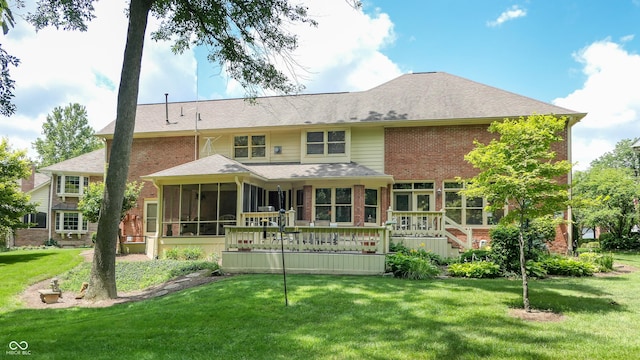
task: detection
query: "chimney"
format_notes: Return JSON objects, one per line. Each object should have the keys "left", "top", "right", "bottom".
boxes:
{"left": 21, "top": 164, "right": 36, "bottom": 192}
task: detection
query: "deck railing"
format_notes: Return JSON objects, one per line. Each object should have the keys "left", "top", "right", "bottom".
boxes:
{"left": 387, "top": 209, "right": 472, "bottom": 250}
{"left": 225, "top": 225, "right": 388, "bottom": 254}
{"left": 386, "top": 210, "right": 445, "bottom": 237}
{"left": 240, "top": 210, "right": 295, "bottom": 228}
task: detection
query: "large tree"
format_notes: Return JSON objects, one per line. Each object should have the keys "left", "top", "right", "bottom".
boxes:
{"left": 29, "top": 0, "right": 318, "bottom": 300}
{"left": 32, "top": 103, "right": 103, "bottom": 167}
{"left": 0, "top": 0, "right": 21, "bottom": 117}
{"left": 572, "top": 167, "right": 640, "bottom": 240}
{"left": 0, "top": 137, "right": 36, "bottom": 241}
{"left": 460, "top": 114, "right": 571, "bottom": 312}
{"left": 589, "top": 138, "right": 640, "bottom": 175}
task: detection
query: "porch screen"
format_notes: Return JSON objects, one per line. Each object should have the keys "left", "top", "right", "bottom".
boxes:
{"left": 162, "top": 183, "right": 237, "bottom": 236}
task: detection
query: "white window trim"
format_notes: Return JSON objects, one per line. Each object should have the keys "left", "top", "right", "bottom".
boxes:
{"left": 56, "top": 175, "right": 89, "bottom": 197}
{"left": 54, "top": 211, "right": 88, "bottom": 235}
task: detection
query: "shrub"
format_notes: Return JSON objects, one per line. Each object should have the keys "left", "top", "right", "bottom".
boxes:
{"left": 579, "top": 252, "right": 614, "bottom": 272}
{"left": 489, "top": 221, "right": 552, "bottom": 274}
{"left": 460, "top": 249, "right": 491, "bottom": 263}
{"left": 388, "top": 241, "right": 447, "bottom": 265}
{"left": 542, "top": 256, "right": 595, "bottom": 277}
{"left": 164, "top": 247, "right": 181, "bottom": 260}
{"left": 386, "top": 253, "right": 440, "bottom": 279}
{"left": 164, "top": 247, "right": 205, "bottom": 260}
{"left": 448, "top": 261, "right": 501, "bottom": 278}
{"left": 181, "top": 247, "right": 204, "bottom": 260}
{"left": 525, "top": 260, "right": 547, "bottom": 279}
{"left": 600, "top": 233, "right": 640, "bottom": 251}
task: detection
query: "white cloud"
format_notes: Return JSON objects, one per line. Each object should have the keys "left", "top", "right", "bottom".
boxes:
{"left": 487, "top": 5, "right": 527, "bottom": 28}
{"left": 219, "top": 0, "right": 402, "bottom": 97}
{"left": 554, "top": 39, "right": 640, "bottom": 170}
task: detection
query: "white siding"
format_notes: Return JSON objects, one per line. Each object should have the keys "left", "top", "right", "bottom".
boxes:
{"left": 30, "top": 186, "right": 50, "bottom": 212}
{"left": 351, "top": 127, "right": 384, "bottom": 172}
{"left": 270, "top": 130, "right": 301, "bottom": 162}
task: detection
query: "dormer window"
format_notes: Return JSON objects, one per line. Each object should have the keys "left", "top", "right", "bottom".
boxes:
{"left": 234, "top": 135, "right": 266, "bottom": 159}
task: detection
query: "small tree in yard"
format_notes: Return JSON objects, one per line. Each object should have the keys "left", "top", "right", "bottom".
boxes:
{"left": 0, "top": 137, "right": 36, "bottom": 246}
{"left": 78, "top": 181, "right": 143, "bottom": 252}
{"left": 460, "top": 114, "right": 571, "bottom": 312}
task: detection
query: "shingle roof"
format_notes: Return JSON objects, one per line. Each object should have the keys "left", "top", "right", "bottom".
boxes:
{"left": 38, "top": 148, "right": 105, "bottom": 175}
{"left": 96, "top": 72, "right": 585, "bottom": 137}
{"left": 143, "top": 154, "right": 392, "bottom": 181}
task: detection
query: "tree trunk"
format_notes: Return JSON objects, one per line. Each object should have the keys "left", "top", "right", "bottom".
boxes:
{"left": 85, "top": 0, "right": 153, "bottom": 300}
{"left": 519, "top": 224, "right": 531, "bottom": 312}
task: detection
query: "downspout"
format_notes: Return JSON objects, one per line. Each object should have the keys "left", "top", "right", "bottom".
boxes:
{"left": 567, "top": 117, "right": 574, "bottom": 253}
{"left": 47, "top": 173, "right": 54, "bottom": 242}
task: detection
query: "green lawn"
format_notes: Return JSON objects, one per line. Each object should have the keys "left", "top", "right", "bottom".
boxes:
{"left": 0, "top": 248, "right": 84, "bottom": 312}
{"left": 1, "top": 251, "right": 640, "bottom": 359}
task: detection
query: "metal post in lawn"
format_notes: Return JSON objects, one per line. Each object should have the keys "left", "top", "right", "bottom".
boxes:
{"left": 278, "top": 186, "right": 289, "bottom": 306}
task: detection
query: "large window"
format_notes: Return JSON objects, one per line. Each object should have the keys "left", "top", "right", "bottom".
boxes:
{"left": 162, "top": 183, "right": 237, "bottom": 236}
{"left": 23, "top": 212, "right": 47, "bottom": 229}
{"left": 443, "top": 181, "right": 504, "bottom": 226}
{"left": 54, "top": 212, "right": 88, "bottom": 233}
{"left": 306, "top": 130, "right": 346, "bottom": 155}
{"left": 315, "top": 187, "right": 352, "bottom": 223}
{"left": 234, "top": 135, "right": 266, "bottom": 159}
{"left": 56, "top": 175, "right": 89, "bottom": 196}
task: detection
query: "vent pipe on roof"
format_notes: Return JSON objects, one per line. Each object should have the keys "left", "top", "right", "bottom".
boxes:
{"left": 180, "top": 106, "right": 183, "bottom": 117}
{"left": 164, "top": 93, "right": 169, "bottom": 124}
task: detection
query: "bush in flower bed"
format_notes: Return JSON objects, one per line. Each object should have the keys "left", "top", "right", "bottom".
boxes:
{"left": 164, "top": 247, "right": 205, "bottom": 260}
{"left": 386, "top": 252, "right": 441, "bottom": 280}
{"left": 578, "top": 252, "right": 614, "bottom": 272}
{"left": 448, "top": 261, "right": 501, "bottom": 278}
{"left": 541, "top": 255, "right": 595, "bottom": 277}
{"left": 386, "top": 243, "right": 443, "bottom": 279}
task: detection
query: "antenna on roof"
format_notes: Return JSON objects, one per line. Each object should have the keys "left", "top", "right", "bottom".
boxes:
{"left": 164, "top": 93, "right": 169, "bottom": 124}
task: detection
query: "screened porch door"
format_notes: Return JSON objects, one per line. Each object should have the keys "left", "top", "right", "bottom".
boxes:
{"left": 393, "top": 192, "right": 433, "bottom": 230}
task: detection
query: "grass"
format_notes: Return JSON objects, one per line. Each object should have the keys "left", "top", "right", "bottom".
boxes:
{"left": 1, "top": 251, "right": 640, "bottom": 359}
{"left": 0, "top": 248, "right": 83, "bottom": 312}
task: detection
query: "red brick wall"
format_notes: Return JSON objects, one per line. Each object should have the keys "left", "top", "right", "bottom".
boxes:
{"left": 385, "top": 124, "right": 496, "bottom": 211}
{"left": 106, "top": 136, "right": 196, "bottom": 236}
{"left": 384, "top": 123, "right": 571, "bottom": 253}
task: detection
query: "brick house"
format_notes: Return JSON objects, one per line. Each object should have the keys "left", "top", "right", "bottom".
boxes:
{"left": 91, "top": 71, "right": 585, "bottom": 272}
{"left": 14, "top": 149, "right": 104, "bottom": 247}
{"left": 15, "top": 72, "right": 584, "bottom": 273}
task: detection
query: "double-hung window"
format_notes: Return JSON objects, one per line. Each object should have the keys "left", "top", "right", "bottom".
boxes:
{"left": 234, "top": 135, "right": 266, "bottom": 159}
{"left": 306, "top": 130, "right": 346, "bottom": 156}
{"left": 315, "top": 187, "right": 352, "bottom": 223}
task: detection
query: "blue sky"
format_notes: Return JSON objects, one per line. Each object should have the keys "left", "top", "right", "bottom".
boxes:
{"left": 3, "top": 1, "right": 640, "bottom": 170}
